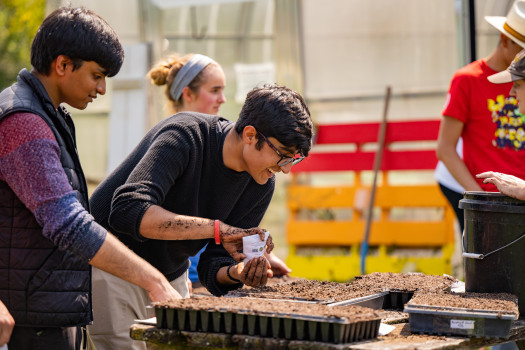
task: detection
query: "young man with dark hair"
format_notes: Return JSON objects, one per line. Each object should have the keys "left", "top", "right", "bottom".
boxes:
{"left": 87, "top": 83, "right": 313, "bottom": 349}
{"left": 0, "top": 7, "right": 181, "bottom": 349}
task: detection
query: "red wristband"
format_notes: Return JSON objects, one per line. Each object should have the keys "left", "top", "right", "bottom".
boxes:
{"left": 214, "top": 220, "right": 220, "bottom": 244}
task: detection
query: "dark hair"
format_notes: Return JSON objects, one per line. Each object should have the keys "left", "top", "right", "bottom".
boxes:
{"left": 235, "top": 84, "right": 313, "bottom": 156}
{"left": 31, "top": 7, "right": 124, "bottom": 77}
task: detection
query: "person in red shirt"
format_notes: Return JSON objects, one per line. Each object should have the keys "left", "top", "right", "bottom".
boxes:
{"left": 437, "top": 0, "right": 525, "bottom": 226}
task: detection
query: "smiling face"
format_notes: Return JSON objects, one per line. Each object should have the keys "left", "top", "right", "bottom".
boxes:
{"left": 510, "top": 79, "right": 525, "bottom": 114}
{"left": 185, "top": 64, "right": 226, "bottom": 115}
{"left": 59, "top": 60, "right": 107, "bottom": 110}
{"left": 241, "top": 128, "right": 298, "bottom": 185}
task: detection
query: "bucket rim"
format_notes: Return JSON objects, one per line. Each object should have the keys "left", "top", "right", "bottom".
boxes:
{"left": 463, "top": 191, "right": 502, "bottom": 196}
{"left": 459, "top": 199, "right": 525, "bottom": 213}
{"left": 461, "top": 191, "right": 525, "bottom": 208}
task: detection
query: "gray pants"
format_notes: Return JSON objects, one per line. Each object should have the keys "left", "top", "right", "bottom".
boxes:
{"left": 87, "top": 267, "right": 190, "bottom": 350}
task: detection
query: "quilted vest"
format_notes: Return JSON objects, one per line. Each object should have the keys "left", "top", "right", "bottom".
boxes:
{"left": 0, "top": 69, "right": 92, "bottom": 326}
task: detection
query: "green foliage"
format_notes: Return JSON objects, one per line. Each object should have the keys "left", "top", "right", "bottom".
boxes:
{"left": 0, "top": 0, "right": 46, "bottom": 89}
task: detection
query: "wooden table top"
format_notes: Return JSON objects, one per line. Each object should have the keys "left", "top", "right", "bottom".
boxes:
{"left": 130, "top": 319, "right": 525, "bottom": 350}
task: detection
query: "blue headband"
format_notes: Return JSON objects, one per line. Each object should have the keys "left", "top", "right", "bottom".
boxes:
{"left": 169, "top": 54, "right": 215, "bottom": 101}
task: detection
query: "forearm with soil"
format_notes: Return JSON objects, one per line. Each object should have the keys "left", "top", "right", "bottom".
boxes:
{"left": 139, "top": 205, "right": 269, "bottom": 261}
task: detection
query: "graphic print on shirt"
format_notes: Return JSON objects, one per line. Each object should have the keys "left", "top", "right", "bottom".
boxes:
{"left": 488, "top": 95, "right": 525, "bottom": 150}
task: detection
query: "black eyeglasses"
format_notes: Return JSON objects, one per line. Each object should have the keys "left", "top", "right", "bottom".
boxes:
{"left": 258, "top": 132, "right": 305, "bottom": 167}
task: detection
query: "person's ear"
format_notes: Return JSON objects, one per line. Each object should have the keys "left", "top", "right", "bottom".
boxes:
{"left": 54, "top": 55, "right": 71, "bottom": 76}
{"left": 501, "top": 33, "right": 511, "bottom": 48}
{"left": 243, "top": 126, "right": 257, "bottom": 144}
{"left": 181, "top": 86, "right": 194, "bottom": 103}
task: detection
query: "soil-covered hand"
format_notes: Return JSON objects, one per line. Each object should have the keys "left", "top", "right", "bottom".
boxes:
{"left": 219, "top": 224, "right": 270, "bottom": 261}
{"left": 265, "top": 235, "right": 274, "bottom": 254}
{"left": 238, "top": 256, "right": 273, "bottom": 287}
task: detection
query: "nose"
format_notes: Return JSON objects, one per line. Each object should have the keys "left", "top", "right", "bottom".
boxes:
{"left": 279, "top": 162, "right": 293, "bottom": 174}
{"left": 219, "top": 92, "right": 226, "bottom": 104}
{"left": 97, "top": 78, "right": 106, "bottom": 95}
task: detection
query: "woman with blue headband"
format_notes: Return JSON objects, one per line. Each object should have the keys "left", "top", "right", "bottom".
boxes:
{"left": 149, "top": 53, "right": 227, "bottom": 116}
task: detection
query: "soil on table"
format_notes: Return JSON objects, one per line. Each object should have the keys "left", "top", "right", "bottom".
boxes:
{"left": 407, "top": 291, "right": 519, "bottom": 316}
{"left": 225, "top": 272, "right": 457, "bottom": 303}
{"left": 351, "top": 272, "right": 457, "bottom": 292}
{"left": 191, "top": 275, "right": 300, "bottom": 296}
{"left": 155, "top": 295, "right": 381, "bottom": 321}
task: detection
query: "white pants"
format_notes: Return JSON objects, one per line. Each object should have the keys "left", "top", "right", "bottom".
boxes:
{"left": 87, "top": 267, "right": 190, "bottom": 350}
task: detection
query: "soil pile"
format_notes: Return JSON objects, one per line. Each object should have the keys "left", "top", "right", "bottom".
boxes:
{"left": 226, "top": 272, "right": 457, "bottom": 302}
{"left": 351, "top": 272, "right": 457, "bottom": 292}
{"left": 408, "top": 291, "right": 519, "bottom": 316}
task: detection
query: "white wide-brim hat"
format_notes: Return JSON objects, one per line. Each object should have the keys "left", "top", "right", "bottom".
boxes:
{"left": 486, "top": 0, "right": 525, "bottom": 49}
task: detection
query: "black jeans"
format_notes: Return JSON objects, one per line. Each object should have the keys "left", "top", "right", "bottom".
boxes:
{"left": 9, "top": 325, "right": 82, "bottom": 350}
{"left": 438, "top": 183, "right": 464, "bottom": 233}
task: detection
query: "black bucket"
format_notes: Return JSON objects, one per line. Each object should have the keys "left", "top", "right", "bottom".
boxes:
{"left": 459, "top": 191, "right": 525, "bottom": 315}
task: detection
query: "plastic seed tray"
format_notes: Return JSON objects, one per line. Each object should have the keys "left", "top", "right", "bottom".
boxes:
{"left": 327, "top": 291, "right": 389, "bottom": 310}
{"left": 229, "top": 291, "right": 388, "bottom": 310}
{"left": 154, "top": 306, "right": 381, "bottom": 344}
{"left": 382, "top": 290, "right": 414, "bottom": 310}
{"left": 404, "top": 304, "right": 518, "bottom": 338}
{"left": 223, "top": 294, "right": 333, "bottom": 305}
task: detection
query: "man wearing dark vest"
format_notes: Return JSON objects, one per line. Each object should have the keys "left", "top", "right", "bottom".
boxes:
{"left": 0, "top": 7, "right": 182, "bottom": 349}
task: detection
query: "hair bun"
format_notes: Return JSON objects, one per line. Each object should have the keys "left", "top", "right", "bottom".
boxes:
{"left": 149, "top": 62, "right": 172, "bottom": 86}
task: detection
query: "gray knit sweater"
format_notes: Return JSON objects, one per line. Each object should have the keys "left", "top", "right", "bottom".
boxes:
{"left": 89, "top": 112, "right": 274, "bottom": 295}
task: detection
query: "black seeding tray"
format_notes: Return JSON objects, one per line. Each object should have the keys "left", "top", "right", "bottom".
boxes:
{"left": 327, "top": 291, "right": 389, "bottom": 310}
{"left": 154, "top": 306, "right": 381, "bottom": 344}
{"left": 404, "top": 304, "right": 518, "bottom": 338}
{"left": 382, "top": 290, "right": 414, "bottom": 310}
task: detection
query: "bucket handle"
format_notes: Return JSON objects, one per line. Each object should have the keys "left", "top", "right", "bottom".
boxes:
{"left": 462, "top": 230, "right": 525, "bottom": 260}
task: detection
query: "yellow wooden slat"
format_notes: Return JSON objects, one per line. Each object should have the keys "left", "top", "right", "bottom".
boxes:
{"left": 287, "top": 220, "right": 454, "bottom": 246}
{"left": 375, "top": 186, "right": 447, "bottom": 207}
{"left": 287, "top": 186, "right": 356, "bottom": 209}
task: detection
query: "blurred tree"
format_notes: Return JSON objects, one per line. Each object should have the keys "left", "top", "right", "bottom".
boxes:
{"left": 0, "top": 0, "right": 46, "bottom": 89}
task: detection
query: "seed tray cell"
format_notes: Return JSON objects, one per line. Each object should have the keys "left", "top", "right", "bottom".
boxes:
{"left": 154, "top": 307, "right": 381, "bottom": 344}
{"left": 404, "top": 304, "right": 518, "bottom": 338}
{"left": 382, "top": 290, "right": 414, "bottom": 310}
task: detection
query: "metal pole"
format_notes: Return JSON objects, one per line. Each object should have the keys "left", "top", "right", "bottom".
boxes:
{"left": 468, "top": 0, "right": 477, "bottom": 62}
{"left": 360, "top": 86, "right": 391, "bottom": 275}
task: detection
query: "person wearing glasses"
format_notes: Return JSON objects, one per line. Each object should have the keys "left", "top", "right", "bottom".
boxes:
{"left": 143, "top": 53, "right": 292, "bottom": 294}
{"left": 87, "top": 83, "right": 312, "bottom": 349}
